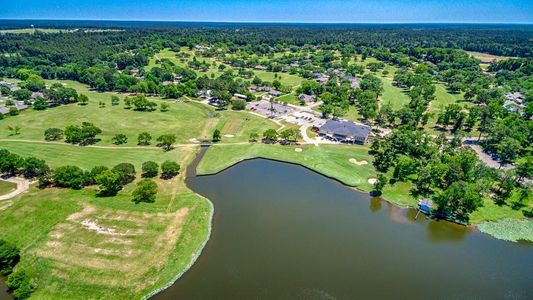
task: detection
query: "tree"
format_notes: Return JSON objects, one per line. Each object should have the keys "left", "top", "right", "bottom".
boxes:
{"left": 0, "top": 151, "right": 23, "bottom": 176}
{"left": 515, "top": 156, "right": 533, "bottom": 183}
{"left": 133, "top": 132, "right": 151, "bottom": 147}
{"left": 142, "top": 161, "right": 159, "bottom": 178}
{"left": 262, "top": 129, "right": 278, "bottom": 144}
{"left": 78, "top": 94, "right": 89, "bottom": 105}
{"left": 132, "top": 179, "right": 158, "bottom": 204}
{"left": 44, "top": 128, "right": 63, "bottom": 141}
{"left": 33, "top": 97, "right": 48, "bottom": 110}
{"left": 232, "top": 99, "right": 246, "bottom": 110}
{"left": 95, "top": 169, "right": 123, "bottom": 196}
{"left": 156, "top": 134, "right": 176, "bottom": 151}
{"left": 161, "top": 160, "right": 180, "bottom": 179}
{"left": 112, "top": 163, "right": 136, "bottom": 184}
{"left": 22, "top": 157, "right": 49, "bottom": 179}
{"left": 52, "top": 165, "right": 86, "bottom": 189}
{"left": 0, "top": 239, "right": 20, "bottom": 275}
{"left": 372, "top": 174, "right": 387, "bottom": 196}
{"left": 496, "top": 137, "right": 521, "bottom": 166}
{"left": 8, "top": 107, "right": 19, "bottom": 116}
{"left": 279, "top": 128, "right": 302, "bottom": 144}
{"left": 434, "top": 181, "right": 483, "bottom": 222}
{"left": 64, "top": 122, "right": 102, "bottom": 145}
{"left": 212, "top": 129, "right": 221, "bottom": 142}
{"left": 6, "top": 270, "right": 34, "bottom": 299}
{"left": 87, "top": 165, "right": 108, "bottom": 185}
{"left": 112, "top": 134, "right": 128, "bottom": 145}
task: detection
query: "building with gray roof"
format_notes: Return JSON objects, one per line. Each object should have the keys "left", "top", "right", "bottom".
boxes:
{"left": 319, "top": 120, "right": 371, "bottom": 144}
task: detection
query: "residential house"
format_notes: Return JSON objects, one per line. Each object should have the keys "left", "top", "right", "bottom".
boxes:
{"left": 298, "top": 94, "right": 317, "bottom": 103}
{"left": 233, "top": 93, "right": 247, "bottom": 100}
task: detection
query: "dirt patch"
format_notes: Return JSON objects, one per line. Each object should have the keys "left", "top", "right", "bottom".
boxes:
{"left": 38, "top": 205, "right": 191, "bottom": 291}
{"left": 189, "top": 138, "right": 199, "bottom": 143}
{"left": 349, "top": 158, "right": 368, "bottom": 165}
{"left": 368, "top": 178, "right": 377, "bottom": 184}
{"left": 295, "top": 148, "right": 303, "bottom": 152}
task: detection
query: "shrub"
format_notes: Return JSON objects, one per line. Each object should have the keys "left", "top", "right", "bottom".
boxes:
{"left": 232, "top": 99, "right": 246, "bottom": 110}
{"left": 95, "top": 169, "right": 123, "bottom": 196}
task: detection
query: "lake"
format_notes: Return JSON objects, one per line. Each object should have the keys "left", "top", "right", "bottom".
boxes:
{"left": 155, "top": 158, "right": 533, "bottom": 300}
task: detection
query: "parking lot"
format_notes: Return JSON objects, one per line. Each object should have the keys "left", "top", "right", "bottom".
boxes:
{"left": 246, "top": 100, "right": 295, "bottom": 118}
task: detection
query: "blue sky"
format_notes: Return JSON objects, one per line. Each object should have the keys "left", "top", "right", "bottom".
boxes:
{"left": 2, "top": 0, "right": 532, "bottom": 23}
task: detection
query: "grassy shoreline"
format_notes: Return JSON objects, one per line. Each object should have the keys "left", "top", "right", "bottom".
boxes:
{"left": 196, "top": 143, "right": 532, "bottom": 242}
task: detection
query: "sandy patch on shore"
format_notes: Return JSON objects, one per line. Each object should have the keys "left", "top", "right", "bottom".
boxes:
{"left": 368, "top": 178, "right": 377, "bottom": 184}
{"left": 349, "top": 158, "right": 368, "bottom": 165}
{"left": 295, "top": 148, "right": 303, "bottom": 152}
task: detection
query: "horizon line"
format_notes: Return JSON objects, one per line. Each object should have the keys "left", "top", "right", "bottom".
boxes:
{"left": 1, "top": 18, "right": 532, "bottom": 25}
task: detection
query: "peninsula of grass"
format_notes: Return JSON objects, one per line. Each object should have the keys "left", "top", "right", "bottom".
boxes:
{"left": 0, "top": 144, "right": 213, "bottom": 299}
{"left": 0, "top": 180, "right": 17, "bottom": 195}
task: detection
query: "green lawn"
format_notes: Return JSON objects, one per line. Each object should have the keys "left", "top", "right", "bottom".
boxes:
{"left": 380, "top": 78, "right": 410, "bottom": 110}
{"left": 0, "top": 80, "right": 277, "bottom": 145}
{"left": 276, "top": 93, "right": 301, "bottom": 105}
{"left": 197, "top": 143, "right": 410, "bottom": 205}
{"left": 0, "top": 180, "right": 16, "bottom": 195}
{"left": 0, "top": 143, "right": 213, "bottom": 299}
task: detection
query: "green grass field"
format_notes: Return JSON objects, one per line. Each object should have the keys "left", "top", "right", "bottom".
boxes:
{"left": 0, "top": 180, "right": 16, "bottom": 195}
{"left": 0, "top": 142, "right": 213, "bottom": 299}
{"left": 380, "top": 78, "right": 410, "bottom": 110}
{"left": 0, "top": 80, "right": 277, "bottom": 145}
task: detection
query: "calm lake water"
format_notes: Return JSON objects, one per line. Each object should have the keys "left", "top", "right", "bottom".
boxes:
{"left": 155, "top": 158, "right": 533, "bottom": 300}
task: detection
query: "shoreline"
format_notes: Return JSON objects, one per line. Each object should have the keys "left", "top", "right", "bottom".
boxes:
{"left": 195, "top": 155, "right": 533, "bottom": 243}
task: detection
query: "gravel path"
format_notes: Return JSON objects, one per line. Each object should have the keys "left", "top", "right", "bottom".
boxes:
{"left": 0, "top": 177, "right": 29, "bottom": 200}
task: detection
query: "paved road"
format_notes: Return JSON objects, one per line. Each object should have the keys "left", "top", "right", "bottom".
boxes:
{"left": 0, "top": 177, "right": 29, "bottom": 201}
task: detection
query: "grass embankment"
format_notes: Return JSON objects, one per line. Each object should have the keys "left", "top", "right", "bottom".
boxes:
{"left": 0, "top": 180, "right": 17, "bottom": 195}
{"left": 0, "top": 143, "right": 213, "bottom": 299}
{"left": 197, "top": 143, "right": 532, "bottom": 241}
{"left": 196, "top": 143, "right": 414, "bottom": 206}
{"left": 0, "top": 80, "right": 277, "bottom": 145}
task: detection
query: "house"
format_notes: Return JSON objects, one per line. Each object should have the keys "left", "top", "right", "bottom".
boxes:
{"left": 197, "top": 89, "right": 212, "bottom": 99}
{"left": 0, "top": 106, "right": 9, "bottom": 115}
{"left": 504, "top": 92, "right": 525, "bottom": 113}
{"left": 418, "top": 198, "right": 433, "bottom": 215}
{"left": 298, "top": 94, "right": 317, "bottom": 103}
{"left": 31, "top": 92, "right": 44, "bottom": 99}
{"left": 14, "top": 101, "right": 28, "bottom": 111}
{"left": 130, "top": 68, "right": 140, "bottom": 76}
{"left": 254, "top": 65, "right": 267, "bottom": 70}
{"left": 269, "top": 90, "right": 283, "bottom": 97}
{"left": 162, "top": 81, "right": 172, "bottom": 86}
{"left": 319, "top": 120, "right": 371, "bottom": 144}
{"left": 247, "top": 85, "right": 258, "bottom": 91}
{"left": 233, "top": 93, "right": 247, "bottom": 100}
{"left": 194, "top": 45, "right": 210, "bottom": 52}
{"left": 207, "top": 97, "right": 224, "bottom": 108}
{"left": 0, "top": 81, "right": 19, "bottom": 92}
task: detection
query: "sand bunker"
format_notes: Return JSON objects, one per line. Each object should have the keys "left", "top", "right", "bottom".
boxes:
{"left": 349, "top": 158, "right": 368, "bottom": 165}
{"left": 189, "top": 138, "right": 199, "bottom": 143}
{"left": 295, "top": 148, "right": 303, "bottom": 152}
{"left": 368, "top": 178, "right": 377, "bottom": 184}
{"left": 224, "top": 134, "right": 235, "bottom": 138}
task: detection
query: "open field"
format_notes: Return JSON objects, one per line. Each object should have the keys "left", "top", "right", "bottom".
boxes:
{"left": 0, "top": 142, "right": 213, "bottom": 299}
{"left": 0, "top": 80, "right": 278, "bottom": 145}
{"left": 0, "top": 180, "right": 17, "bottom": 195}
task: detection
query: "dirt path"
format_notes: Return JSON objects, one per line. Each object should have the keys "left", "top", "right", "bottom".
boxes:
{"left": 0, "top": 177, "right": 29, "bottom": 201}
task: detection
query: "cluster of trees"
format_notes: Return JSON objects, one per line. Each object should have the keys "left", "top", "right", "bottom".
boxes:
{"left": 0, "top": 239, "right": 32, "bottom": 299}
{"left": 371, "top": 129, "right": 532, "bottom": 221}
{"left": 256, "top": 128, "right": 302, "bottom": 144}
